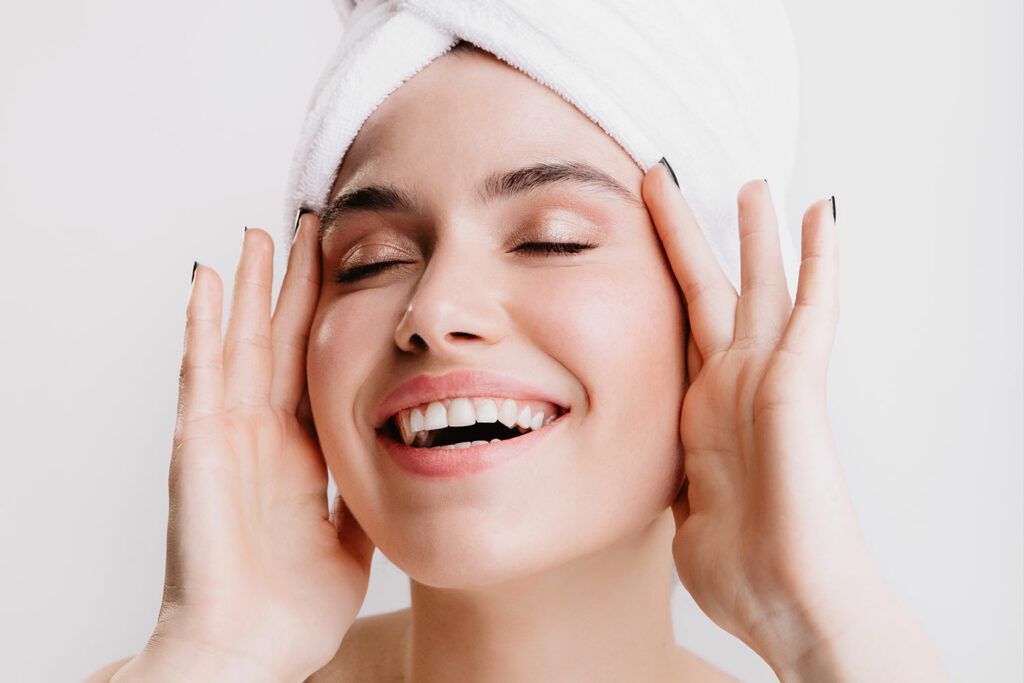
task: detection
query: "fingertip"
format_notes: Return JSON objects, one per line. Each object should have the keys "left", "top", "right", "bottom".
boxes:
{"left": 189, "top": 264, "right": 223, "bottom": 317}
{"left": 292, "top": 211, "right": 321, "bottom": 259}
{"left": 643, "top": 159, "right": 677, "bottom": 201}
{"left": 242, "top": 226, "right": 276, "bottom": 258}
{"left": 807, "top": 198, "right": 839, "bottom": 266}
{"left": 802, "top": 197, "right": 836, "bottom": 231}
{"left": 738, "top": 178, "right": 770, "bottom": 207}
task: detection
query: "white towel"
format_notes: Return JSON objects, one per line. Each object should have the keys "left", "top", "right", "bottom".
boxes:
{"left": 284, "top": 0, "right": 801, "bottom": 295}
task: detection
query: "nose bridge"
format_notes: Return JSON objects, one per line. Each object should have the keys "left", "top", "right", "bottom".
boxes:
{"left": 394, "top": 231, "right": 506, "bottom": 354}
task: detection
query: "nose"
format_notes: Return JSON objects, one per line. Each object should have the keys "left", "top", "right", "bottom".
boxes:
{"left": 394, "top": 237, "right": 508, "bottom": 356}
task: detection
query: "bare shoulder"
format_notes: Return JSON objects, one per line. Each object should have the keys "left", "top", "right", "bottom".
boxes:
{"left": 82, "top": 656, "right": 134, "bottom": 682}
{"left": 307, "top": 609, "right": 409, "bottom": 683}
{"left": 673, "top": 646, "right": 743, "bottom": 682}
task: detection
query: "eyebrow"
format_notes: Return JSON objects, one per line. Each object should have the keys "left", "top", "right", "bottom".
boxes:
{"left": 318, "top": 159, "right": 643, "bottom": 241}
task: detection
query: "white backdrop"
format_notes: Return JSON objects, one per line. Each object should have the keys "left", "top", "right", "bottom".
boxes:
{"left": 1, "top": 1, "right": 1020, "bottom": 681}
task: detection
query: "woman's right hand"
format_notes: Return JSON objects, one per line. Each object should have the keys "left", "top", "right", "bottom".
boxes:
{"left": 112, "top": 213, "right": 375, "bottom": 682}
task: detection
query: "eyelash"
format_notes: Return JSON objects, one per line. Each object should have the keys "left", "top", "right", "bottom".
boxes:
{"left": 333, "top": 241, "right": 596, "bottom": 284}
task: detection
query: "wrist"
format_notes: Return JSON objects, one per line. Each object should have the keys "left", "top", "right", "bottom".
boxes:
{"left": 109, "top": 630, "right": 289, "bottom": 683}
{"left": 750, "top": 568, "right": 948, "bottom": 683}
{"left": 743, "top": 556, "right": 887, "bottom": 671}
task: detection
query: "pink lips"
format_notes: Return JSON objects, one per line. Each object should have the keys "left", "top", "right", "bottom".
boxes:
{"left": 372, "top": 369, "right": 572, "bottom": 478}
{"left": 377, "top": 408, "right": 570, "bottom": 478}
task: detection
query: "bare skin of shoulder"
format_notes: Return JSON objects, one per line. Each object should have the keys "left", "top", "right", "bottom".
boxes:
{"left": 306, "top": 609, "right": 740, "bottom": 683}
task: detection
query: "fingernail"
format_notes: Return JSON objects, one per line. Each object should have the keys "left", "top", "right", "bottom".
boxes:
{"left": 830, "top": 195, "right": 837, "bottom": 223}
{"left": 293, "top": 207, "right": 310, "bottom": 240}
{"left": 658, "top": 157, "right": 680, "bottom": 189}
{"left": 191, "top": 260, "right": 198, "bottom": 284}
{"left": 243, "top": 226, "right": 249, "bottom": 233}
{"left": 763, "top": 178, "right": 768, "bottom": 184}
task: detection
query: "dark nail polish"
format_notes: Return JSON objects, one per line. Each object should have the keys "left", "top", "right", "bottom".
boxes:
{"left": 191, "top": 261, "right": 198, "bottom": 284}
{"left": 658, "top": 157, "right": 680, "bottom": 188}
{"left": 830, "top": 195, "right": 836, "bottom": 222}
{"left": 293, "top": 207, "right": 311, "bottom": 239}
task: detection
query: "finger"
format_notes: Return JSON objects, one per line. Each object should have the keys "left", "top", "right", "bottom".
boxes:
{"left": 223, "top": 228, "right": 275, "bottom": 408}
{"left": 643, "top": 162, "right": 738, "bottom": 358}
{"left": 177, "top": 264, "right": 225, "bottom": 422}
{"left": 735, "top": 180, "right": 793, "bottom": 345}
{"left": 778, "top": 197, "right": 839, "bottom": 377}
{"left": 270, "top": 212, "right": 322, "bottom": 412}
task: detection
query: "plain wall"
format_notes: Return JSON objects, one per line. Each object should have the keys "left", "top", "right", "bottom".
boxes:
{"left": 0, "top": 1, "right": 1020, "bottom": 680}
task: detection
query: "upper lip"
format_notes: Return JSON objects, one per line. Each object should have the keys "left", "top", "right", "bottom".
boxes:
{"left": 372, "top": 369, "right": 570, "bottom": 430}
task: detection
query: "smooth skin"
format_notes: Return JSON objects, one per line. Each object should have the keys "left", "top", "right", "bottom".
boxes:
{"left": 106, "top": 221, "right": 375, "bottom": 682}
{"left": 647, "top": 174, "right": 949, "bottom": 680}
{"left": 91, "top": 173, "right": 948, "bottom": 683}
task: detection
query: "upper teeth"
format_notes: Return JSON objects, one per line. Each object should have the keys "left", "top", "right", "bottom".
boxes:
{"left": 394, "top": 397, "right": 560, "bottom": 447}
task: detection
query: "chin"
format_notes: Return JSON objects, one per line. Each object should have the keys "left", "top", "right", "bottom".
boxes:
{"left": 375, "top": 510, "right": 559, "bottom": 589}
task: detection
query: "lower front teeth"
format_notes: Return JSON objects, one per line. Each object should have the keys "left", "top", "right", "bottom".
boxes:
{"left": 435, "top": 439, "right": 503, "bottom": 450}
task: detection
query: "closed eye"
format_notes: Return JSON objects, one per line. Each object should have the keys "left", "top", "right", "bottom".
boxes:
{"left": 333, "top": 260, "right": 413, "bottom": 284}
{"left": 512, "top": 241, "right": 596, "bottom": 256}
{"left": 333, "top": 242, "right": 596, "bottom": 284}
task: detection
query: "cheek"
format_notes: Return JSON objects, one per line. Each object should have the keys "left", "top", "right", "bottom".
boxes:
{"left": 519, "top": 256, "right": 686, "bottom": 501}
{"left": 523, "top": 257, "right": 685, "bottom": 411}
{"left": 307, "top": 293, "right": 400, "bottom": 486}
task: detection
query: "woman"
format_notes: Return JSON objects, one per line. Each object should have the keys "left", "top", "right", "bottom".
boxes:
{"left": 92, "top": 14, "right": 948, "bottom": 683}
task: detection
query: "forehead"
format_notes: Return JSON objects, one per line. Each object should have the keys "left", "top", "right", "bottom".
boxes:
{"left": 330, "top": 49, "right": 641, "bottom": 206}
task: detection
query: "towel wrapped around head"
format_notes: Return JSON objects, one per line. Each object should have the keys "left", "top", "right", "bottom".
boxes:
{"left": 284, "top": 0, "right": 801, "bottom": 294}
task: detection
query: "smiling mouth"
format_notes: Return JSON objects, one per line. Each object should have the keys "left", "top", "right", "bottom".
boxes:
{"left": 378, "top": 408, "right": 570, "bottom": 450}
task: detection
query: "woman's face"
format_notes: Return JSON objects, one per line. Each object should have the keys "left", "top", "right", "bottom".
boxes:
{"left": 307, "top": 49, "right": 686, "bottom": 588}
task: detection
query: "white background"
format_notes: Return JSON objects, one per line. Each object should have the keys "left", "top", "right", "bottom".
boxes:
{"left": 1, "top": 1, "right": 1020, "bottom": 681}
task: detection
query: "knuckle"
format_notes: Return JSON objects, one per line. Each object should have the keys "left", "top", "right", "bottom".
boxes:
{"left": 178, "top": 358, "right": 223, "bottom": 382}
{"left": 226, "top": 330, "right": 273, "bottom": 351}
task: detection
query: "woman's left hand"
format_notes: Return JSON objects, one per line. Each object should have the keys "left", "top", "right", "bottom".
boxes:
{"left": 642, "top": 168, "right": 889, "bottom": 674}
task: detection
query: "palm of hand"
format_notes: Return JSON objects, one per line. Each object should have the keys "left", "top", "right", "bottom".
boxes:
{"left": 169, "top": 409, "right": 365, "bottom": 653}
{"left": 643, "top": 171, "right": 870, "bottom": 654}
{"left": 167, "top": 216, "right": 373, "bottom": 679}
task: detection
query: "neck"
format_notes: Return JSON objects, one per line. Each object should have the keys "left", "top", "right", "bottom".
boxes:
{"left": 401, "top": 509, "right": 681, "bottom": 683}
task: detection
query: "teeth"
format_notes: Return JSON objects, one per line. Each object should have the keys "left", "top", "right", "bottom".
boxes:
{"left": 410, "top": 406, "right": 425, "bottom": 433}
{"left": 398, "top": 410, "right": 415, "bottom": 446}
{"left": 447, "top": 397, "right": 476, "bottom": 427}
{"left": 472, "top": 398, "right": 499, "bottom": 423}
{"left": 424, "top": 401, "right": 447, "bottom": 430}
{"left": 437, "top": 441, "right": 475, "bottom": 450}
{"left": 391, "top": 396, "right": 565, "bottom": 449}
{"left": 516, "top": 405, "right": 532, "bottom": 429}
{"left": 498, "top": 399, "right": 519, "bottom": 428}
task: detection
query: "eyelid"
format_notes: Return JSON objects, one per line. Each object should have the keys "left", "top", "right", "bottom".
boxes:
{"left": 340, "top": 241, "right": 413, "bottom": 267}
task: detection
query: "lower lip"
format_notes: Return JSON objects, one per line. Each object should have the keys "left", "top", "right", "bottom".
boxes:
{"left": 377, "top": 412, "right": 570, "bottom": 479}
